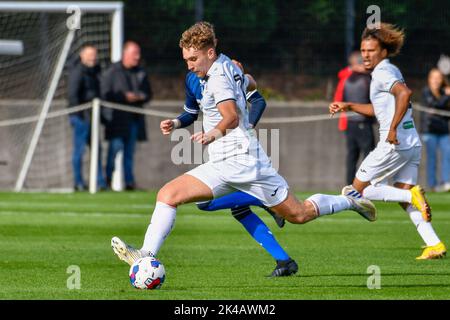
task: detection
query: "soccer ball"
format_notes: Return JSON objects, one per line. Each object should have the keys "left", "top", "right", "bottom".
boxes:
{"left": 129, "top": 256, "right": 166, "bottom": 290}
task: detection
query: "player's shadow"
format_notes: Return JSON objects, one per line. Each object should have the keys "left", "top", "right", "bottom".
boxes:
{"left": 295, "top": 272, "right": 450, "bottom": 288}
{"left": 298, "top": 283, "right": 450, "bottom": 289}
{"left": 300, "top": 272, "right": 450, "bottom": 278}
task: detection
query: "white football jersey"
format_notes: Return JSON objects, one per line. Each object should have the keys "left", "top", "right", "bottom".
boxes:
{"left": 370, "top": 59, "right": 421, "bottom": 150}
{"left": 200, "top": 54, "right": 259, "bottom": 162}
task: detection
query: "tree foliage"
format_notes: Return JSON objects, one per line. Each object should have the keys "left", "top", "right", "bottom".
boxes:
{"left": 123, "top": 0, "right": 450, "bottom": 76}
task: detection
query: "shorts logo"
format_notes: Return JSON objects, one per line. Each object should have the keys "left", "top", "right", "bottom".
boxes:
{"left": 360, "top": 169, "right": 367, "bottom": 173}
{"left": 271, "top": 187, "right": 279, "bottom": 197}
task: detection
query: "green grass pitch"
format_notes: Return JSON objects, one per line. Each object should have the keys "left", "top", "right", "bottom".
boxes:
{"left": 0, "top": 191, "right": 449, "bottom": 300}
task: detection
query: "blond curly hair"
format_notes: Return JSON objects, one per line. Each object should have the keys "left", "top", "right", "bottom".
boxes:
{"left": 179, "top": 21, "right": 218, "bottom": 50}
{"left": 362, "top": 23, "right": 405, "bottom": 57}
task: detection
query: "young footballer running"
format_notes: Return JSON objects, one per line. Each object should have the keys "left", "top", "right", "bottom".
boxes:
{"left": 172, "top": 66, "right": 297, "bottom": 277}
{"left": 330, "top": 23, "right": 446, "bottom": 260}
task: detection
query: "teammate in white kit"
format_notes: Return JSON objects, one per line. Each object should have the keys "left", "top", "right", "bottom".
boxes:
{"left": 111, "top": 22, "right": 378, "bottom": 270}
{"left": 330, "top": 23, "right": 446, "bottom": 260}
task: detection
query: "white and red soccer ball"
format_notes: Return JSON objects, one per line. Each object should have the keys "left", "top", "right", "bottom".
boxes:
{"left": 129, "top": 256, "right": 165, "bottom": 290}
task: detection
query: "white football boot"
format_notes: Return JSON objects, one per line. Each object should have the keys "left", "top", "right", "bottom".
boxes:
{"left": 341, "top": 185, "right": 377, "bottom": 222}
{"left": 111, "top": 236, "right": 143, "bottom": 266}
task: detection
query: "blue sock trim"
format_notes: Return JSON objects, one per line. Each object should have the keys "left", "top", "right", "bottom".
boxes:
{"left": 231, "top": 206, "right": 252, "bottom": 221}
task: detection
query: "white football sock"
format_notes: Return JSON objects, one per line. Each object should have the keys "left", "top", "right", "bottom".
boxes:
{"left": 406, "top": 205, "right": 440, "bottom": 246}
{"left": 363, "top": 185, "right": 412, "bottom": 203}
{"left": 141, "top": 201, "right": 177, "bottom": 256}
{"left": 307, "top": 194, "right": 351, "bottom": 216}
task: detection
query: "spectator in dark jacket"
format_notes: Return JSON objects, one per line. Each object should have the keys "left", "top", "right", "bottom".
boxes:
{"left": 68, "top": 45, "right": 107, "bottom": 191}
{"left": 421, "top": 68, "right": 450, "bottom": 192}
{"left": 101, "top": 41, "right": 152, "bottom": 190}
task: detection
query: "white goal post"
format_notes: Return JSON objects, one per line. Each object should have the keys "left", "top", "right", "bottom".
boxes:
{"left": 0, "top": 2, "right": 123, "bottom": 193}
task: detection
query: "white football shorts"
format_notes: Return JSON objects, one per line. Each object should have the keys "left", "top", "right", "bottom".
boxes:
{"left": 356, "top": 144, "right": 421, "bottom": 186}
{"left": 186, "top": 151, "right": 289, "bottom": 207}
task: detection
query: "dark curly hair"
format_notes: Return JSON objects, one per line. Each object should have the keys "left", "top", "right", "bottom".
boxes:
{"left": 362, "top": 23, "right": 405, "bottom": 57}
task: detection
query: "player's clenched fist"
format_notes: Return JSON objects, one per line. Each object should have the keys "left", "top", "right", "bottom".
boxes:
{"left": 160, "top": 119, "right": 175, "bottom": 135}
{"left": 329, "top": 102, "right": 350, "bottom": 116}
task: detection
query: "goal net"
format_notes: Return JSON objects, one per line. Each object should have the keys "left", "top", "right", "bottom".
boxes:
{"left": 0, "top": 2, "right": 123, "bottom": 192}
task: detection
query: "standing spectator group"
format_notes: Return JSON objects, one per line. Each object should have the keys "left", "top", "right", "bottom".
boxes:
{"left": 67, "top": 41, "right": 152, "bottom": 191}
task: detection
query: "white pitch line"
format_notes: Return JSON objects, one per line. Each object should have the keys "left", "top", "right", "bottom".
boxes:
{"left": 0, "top": 210, "right": 148, "bottom": 219}
{"left": 313, "top": 217, "right": 450, "bottom": 225}
{"left": 0, "top": 202, "right": 153, "bottom": 209}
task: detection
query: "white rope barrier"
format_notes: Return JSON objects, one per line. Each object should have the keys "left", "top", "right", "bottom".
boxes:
{"left": 1, "top": 99, "right": 449, "bottom": 127}
{"left": 101, "top": 100, "right": 450, "bottom": 124}
{"left": 101, "top": 100, "right": 350, "bottom": 123}
{"left": 412, "top": 104, "right": 450, "bottom": 118}
{"left": 101, "top": 100, "right": 179, "bottom": 118}
{"left": 0, "top": 101, "right": 92, "bottom": 127}
{"left": 260, "top": 113, "right": 340, "bottom": 124}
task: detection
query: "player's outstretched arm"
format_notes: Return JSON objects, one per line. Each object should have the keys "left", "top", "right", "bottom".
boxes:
{"left": 329, "top": 101, "right": 375, "bottom": 117}
{"left": 160, "top": 111, "right": 199, "bottom": 135}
